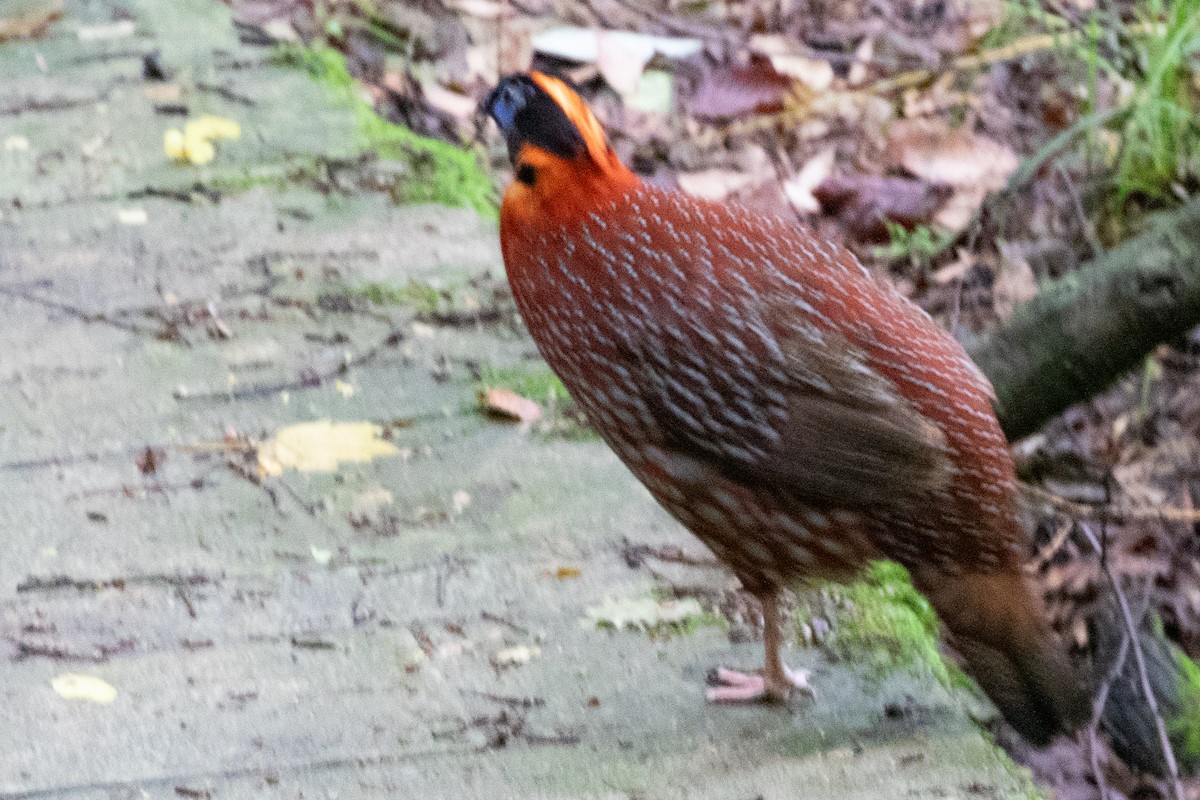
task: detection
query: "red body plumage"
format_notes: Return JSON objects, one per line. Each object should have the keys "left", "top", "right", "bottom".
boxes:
{"left": 489, "top": 72, "right": 1088, "bottom": 744}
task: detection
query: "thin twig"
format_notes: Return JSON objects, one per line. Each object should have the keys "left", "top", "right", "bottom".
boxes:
{"left": 0, "top": 284, "right": 173, "bottom": 342}
{"left": 1030, "top": 517, "right": 1075, "bottom": 570}
{"left": 173, "top": 328, "right": 403, "bottom": 402}
{"left": 1088, "top": 724, "right": 1113, "bottom": 800}
{"left": 1024, "top": 481, "right": 1200, "bottom": 523}
{"left": 1056, "top": 163, "right": 1105, "bottom": 260}
{"left": 1079, "top": 522, "right": 1185, "bottom": 800}
{"left": 1086, "top": 581, "right": 1155, "bottom": 800}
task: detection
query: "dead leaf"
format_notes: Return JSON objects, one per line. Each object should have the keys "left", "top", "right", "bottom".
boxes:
{"left": 585, "top": 596, "right": 706, "bottom": 632}
{"left": 783, "top": 149, "right": 836, "bottom": 213}
{"left": 136, "top": 446, "right": 165, "bottom": 475}
{"left": 685, "top": 57, "right": 793, "bottom": 122}
{"left": 886, "top": 119, "right": 1018, "bottom": 190}
{"left": 164, "top": 115, "right": 240, "bottom": 166}
{"left": 847, "top": 37, "right": 875, "bottom": 86}
{"left": 117, "top": 207, "right": 148, "bottom": 226}
{"left": 532, "top": 27, "right": 701, "bottom": 65}
{"left": 885, "top": 119, "right": 1017, "bottom": 232}
{"left": 491, "top": 644, "right": 540, "bottom": 667}
{"left": 677, "top": 168, "right": 762, "bottom": 201}
{"left": 350, "top": 486, "right": 394, "bottom": 525}
{"left": 993, "top": 244, "right": 1038, "bottom": 321}
{"left": 257, "top": 420, "right": 400, "bottom": 476}
{"left": 749, "top": 35, "right": 833, "bottom": 92}
{"left": 186, "top": 116, "right": 241, "bottom": 142}
{"left": 814, "top": 175, "right": 952, "bottom": 242}
{"left": 143, "top": 83, "right": 182, "bottom": 103}
{"left": 0, "top": 0, "right": 61, "bottom": 42}
{"left": 450, "top": 0, "right": 512, "bottom": 20}
{"left": 596, "top": 32, "right": 654, "bottom": 95}
{"left": 544, "top": 566, "right": 581, "bottom": 580}
{"left": 52, "top": 674, "right": 117, "bottom": 704}
{"left": 479, "top": 387, "right": 542, "bottom": 424}
{"left": 530, "top": 28, "right": 700, "bottom": 97}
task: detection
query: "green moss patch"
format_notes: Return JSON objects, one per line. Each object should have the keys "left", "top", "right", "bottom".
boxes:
{"left": 806, "top": 561, "right": 963, "bottom": 687}
{"left": 271, "top": 44, "right": 496, "bottom": 216}
{"left": 1171, "top": 645, "right": 1200, "bottom": 769}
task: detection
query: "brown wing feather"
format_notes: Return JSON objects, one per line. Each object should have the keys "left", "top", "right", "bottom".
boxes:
{"left": 638, "top": 310, "right": 952, "bottom": 514}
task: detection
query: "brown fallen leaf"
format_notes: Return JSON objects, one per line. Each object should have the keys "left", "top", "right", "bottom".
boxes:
{"left": 136, "top": 447, "right": 166, "bottom": 475}
{"left": 479, "top": 387, "right": 543, "bottom": 424}
{"left": 256, "top": 421, "right": 399, "bottom": 476}
{"left": 813, "top": 175, "right": 952, "bottom": 242}
{"left": 885, "top": 119, "right": 1018, "bottom": 232}
{"left": 748, "top": 35, "right": 833, "bottom": 92}
{"left": 677, "top": 169, "right": 762, "bottom": 201}
{"left": 886, "top": 119, "right": 1018, "bottom": 189}
{"left": 0, "top": 0, "right": 62, "bottom": 42}
{"left": 684, "top": 57, "right": 793, "bottom": 122}
{"left": 994, "top": 244, "right": 1039, "bottom": 321}
{"left": 783, "top": 149, "right": 836, "bottom": 213}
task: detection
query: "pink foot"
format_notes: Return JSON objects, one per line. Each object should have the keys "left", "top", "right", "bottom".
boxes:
{"left": 705, "top": 665, "right": 813, "bottom": 703}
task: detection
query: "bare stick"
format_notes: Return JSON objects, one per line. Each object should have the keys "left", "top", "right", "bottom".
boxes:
{"left": 1079, "top": 523, "right": 1185, "bottom": 800}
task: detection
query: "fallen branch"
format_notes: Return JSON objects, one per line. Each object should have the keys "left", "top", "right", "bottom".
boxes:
{"left": 968, "top": 196, "right": 1200, "bottom": 440}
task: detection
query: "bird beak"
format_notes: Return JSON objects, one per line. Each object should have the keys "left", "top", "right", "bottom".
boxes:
{"left": 481, "top": 75, "right": 538, "bottom": 165}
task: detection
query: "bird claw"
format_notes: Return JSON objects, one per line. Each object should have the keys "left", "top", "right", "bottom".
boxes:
{"left": 705, "top": 665, "right": 814, "bottom": 703}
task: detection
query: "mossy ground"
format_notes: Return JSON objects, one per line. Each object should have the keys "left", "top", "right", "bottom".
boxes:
{"left": 348, "top": 279, "right": 453, "bottom": 315}
{"left": 1171, "top": 634, "right": 1200, "bottom": 767}
{"left": 271, "top": 44, "right": 497, "bottom": 216}
{"left": 799, "top": 561, "right": 971, "bottom": 691}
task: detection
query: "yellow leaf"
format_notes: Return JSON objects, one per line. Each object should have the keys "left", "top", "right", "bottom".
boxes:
{"left": 183, "top": 133, "right": 214, "bottom": 166}
{"left": 257, "top": 420, "right": 400, "bottom": 476}
{"left": 52, "top": 674, "right": 117, "bottom": 704}
{"left": 163, "top": 129, "right": 186, "bottom": 160}
{"left": 165, "top": 116, "right": 240, "bottom": 166}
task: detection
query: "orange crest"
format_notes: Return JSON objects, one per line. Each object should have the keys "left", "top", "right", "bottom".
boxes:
{"left": 528, "top": 72, "right": 612, "bottom": 168}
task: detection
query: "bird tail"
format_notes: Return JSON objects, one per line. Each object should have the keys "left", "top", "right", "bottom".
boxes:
{"left": 915, "top": 569, "right": 1091, "bottom": 745}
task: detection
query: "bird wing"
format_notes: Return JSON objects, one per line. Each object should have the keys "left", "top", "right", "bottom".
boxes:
{"left": 636, "top": 292, "right": 953, "bottom": 513}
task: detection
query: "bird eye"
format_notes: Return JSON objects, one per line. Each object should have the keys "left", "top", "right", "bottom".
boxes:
{"left": 516, "top": 163, "right": 536, "bottom": 186}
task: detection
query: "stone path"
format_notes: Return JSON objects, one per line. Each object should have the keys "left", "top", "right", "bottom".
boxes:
{"left": 0, "top": 2, "right": 1039, "bottom": 797}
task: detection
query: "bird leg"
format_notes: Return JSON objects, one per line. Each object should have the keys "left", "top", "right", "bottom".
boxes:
{"left": 706, "top": 591, "right": 812, "bottom": 703}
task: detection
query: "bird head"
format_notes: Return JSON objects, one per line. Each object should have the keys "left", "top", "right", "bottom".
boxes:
{"left": 483, "top": 72, "right": 635, "bottom": 223}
